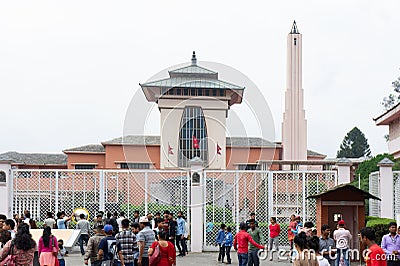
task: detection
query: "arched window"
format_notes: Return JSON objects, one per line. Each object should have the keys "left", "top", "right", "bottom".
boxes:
{"left": 0, "top": 171, "right": 6, "bottom": 183}
{"left": 178, "top": 106, "right": 208, "bottom": 168}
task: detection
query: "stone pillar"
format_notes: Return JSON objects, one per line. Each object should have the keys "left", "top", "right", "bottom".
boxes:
{"left": 0, "top": 162, "right": 12, "bottom": 217}
{"left": 336, "top": 158, "right": 352, "bottom": 184}
{"left": 378, "top": 158, "right": 395, "bottom": 219}
{"left": 189, "top": 157, "right": 204, "bottom": 253}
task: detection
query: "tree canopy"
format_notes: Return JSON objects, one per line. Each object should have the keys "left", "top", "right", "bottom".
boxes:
{"left": 337, "top": 127, "right": 371, "bottom": 158}
{"left": 382, "top": 75, "right": 400, "bottom": 110}
{"left": 353, "top": 153, "right": 398, "bottom": 192}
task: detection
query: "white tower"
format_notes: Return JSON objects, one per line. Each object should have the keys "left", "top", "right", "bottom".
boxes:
{"left": 282, "top": 21, "right": 308, "bottom": 166}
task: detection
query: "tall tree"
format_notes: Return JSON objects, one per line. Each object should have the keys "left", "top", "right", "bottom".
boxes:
{"left": 382, "top": 74, "right": 400, "bottom": 110}
{"left": 337, "top": 127, "right": 371, "bottom": 158}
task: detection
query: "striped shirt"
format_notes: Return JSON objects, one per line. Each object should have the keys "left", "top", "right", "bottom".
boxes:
{"left": 115, "top": 229, "right": 136, "bottom": 263}
{"left": 137, "top": 226, "right": 155, "bottom": 258}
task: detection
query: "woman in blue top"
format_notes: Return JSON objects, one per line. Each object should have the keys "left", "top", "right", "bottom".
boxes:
{"left": 223, "top": 227, "right": 233, "bottom": 264}
{"left": 215, "top": 223, "right": 226, "bottom": 262}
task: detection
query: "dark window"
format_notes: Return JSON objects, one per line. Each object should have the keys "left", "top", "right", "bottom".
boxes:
{"left": 294, "top": 38, "right": 297, "bottom": 45}
{"left": 179, "top": 106, "right": 208, "bottom": 168}
{"left": 238, "top": 164, "right": 260, "bottom": 170}
{"left": 183, "top": 89, "right": 189, "bottom": 96}
{"left": 176, "top": 88, "right": 181, "bottom": 95}
{"left": 120, "top": 163, "right": 150, "bottom": 169}
{"left": 212, "top": 89, "right": 217, "bottom": 96}
{"left": 198, "top": 89, "right": 203, "bottom": 96}
{"left": 219, "top": 89, "right": 225, "bottom": 96}
{"left": 205, "top": 90, "right": 210, "bottom": 96}
{"left": 191, "top": 89, "right": 196, "bottom": 96}
{"left": 74, "top": 164, "right": 96, "bottom": 170}
{"left": 0, "top": 171, "right": 5, "bottom": 182}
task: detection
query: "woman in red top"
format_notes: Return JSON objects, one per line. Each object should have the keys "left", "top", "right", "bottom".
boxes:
{"left": 148, "top": 230, "right": 176, "bottom": 266}
{"left": 288, "top": 214, "right": 297, "bottom": 262}
{"left": 268, "top": 217, "right": 281, "bottom": 261}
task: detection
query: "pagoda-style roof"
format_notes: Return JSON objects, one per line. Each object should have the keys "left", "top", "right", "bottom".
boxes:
{"left": 307, "top": 184, "right": 380, "bottom": 200}
{"left": 140, "top": 77, "right": 244, "bottom": 90}
{"left": 140, "top": 51, "right": 245, "bottom": 106}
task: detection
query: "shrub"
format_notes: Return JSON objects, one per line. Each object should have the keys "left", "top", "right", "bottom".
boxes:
{"left": 365, "top": 216, "right": 395, "bottom": 245}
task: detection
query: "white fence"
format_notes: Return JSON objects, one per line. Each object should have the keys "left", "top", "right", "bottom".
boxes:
{"left": 11, "top": 169, "right": 337, "bottom": 250}
{"left": 369, "top": 170, "right": 400, "bottom": 218}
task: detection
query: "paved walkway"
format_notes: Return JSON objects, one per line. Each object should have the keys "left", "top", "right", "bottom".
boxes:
{"left": 65, "top": 251, "right": 292, "bottom": 265}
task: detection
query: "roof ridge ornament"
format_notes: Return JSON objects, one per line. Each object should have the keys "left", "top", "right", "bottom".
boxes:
{"left": 191, "top": 51, "right": 197, "bottom": 66}
{"left": 290, "top": 20, "right": 299, "bottom": 34}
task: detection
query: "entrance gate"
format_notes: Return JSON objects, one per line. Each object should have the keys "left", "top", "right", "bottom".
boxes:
{"left": 11, "top": 169, "right": 336, "bottom": 250}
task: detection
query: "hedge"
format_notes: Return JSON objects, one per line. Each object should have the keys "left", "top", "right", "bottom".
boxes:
{"left": 365, "top": 216, "right": 395, "bottom": 245}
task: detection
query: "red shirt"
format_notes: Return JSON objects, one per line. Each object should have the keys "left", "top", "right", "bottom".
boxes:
{"left": 269, "top": 223, "right": 281, "bottom": 238}
{"left": 233, "top": 230, "right": 264, "bottom": 254}
{"left": 365, "top": 244, "right": 387, "bottom": 266}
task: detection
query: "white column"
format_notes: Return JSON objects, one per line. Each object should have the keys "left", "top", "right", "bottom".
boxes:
{"left": 378, "top": 158, "right": 395, "bottom": 219}
{"left": 189, "top": 157, "right": 204, "bottom": 253}
{"left": 336, "top": 158, "right": 352, "bottom": 184}
{"left": 0, "top": 162, "right": 12, "bottom": 217}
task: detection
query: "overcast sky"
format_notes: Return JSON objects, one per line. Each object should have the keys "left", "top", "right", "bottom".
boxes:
{"left": 0, "top": 0, "right": 398, "bottom": 158}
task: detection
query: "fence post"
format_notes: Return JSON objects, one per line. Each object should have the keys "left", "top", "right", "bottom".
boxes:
{"left": 55, "top": 171, "right": 59, "bottom": 213}
{"left": 7, "top": 167, "right": 14, "bottom": 218}
{"left": 144, "top": 171, "right": 148, "bottom": 216}
{"left": 302, "top": 172, "right": 306, "bottom": 222}
{"left": 235, "top": 171, "right": 239, "bottom": 233}
{"left": 189, "top": 157, "right": 204, "bottom": 253}
{"left": 378, "top": 158, "right": 395, "bottom": 219}
{"left": 203, "top": 170, "right": 207, "bottom": 249}
{"left": 336, "top": 158, "right": 352, "bottom": 184}
{"left": 99, "top": 171, "right": 105, "bottom": 212}
{"left": 267, "top": 171, "right": 273, "bottom": 219}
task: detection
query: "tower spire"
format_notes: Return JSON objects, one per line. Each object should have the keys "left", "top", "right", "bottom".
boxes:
{"left": 290, "top": 20, "right": 299, "bottom": 34}
{"left": 191, "top": 51, "right": 197, "bottom": 66}
{"left": 282, "top": 20, "right": 307, "bottom": 168}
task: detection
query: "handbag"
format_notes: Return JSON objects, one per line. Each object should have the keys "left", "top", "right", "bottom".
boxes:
{"left": 51, "top": 236, "right": 58, "bottom": 257}
{"left": 0, "top": 242, "right": 16, "bottom": 266}
{"left": 149, "top": 241, "right": 161, "bottom": 266}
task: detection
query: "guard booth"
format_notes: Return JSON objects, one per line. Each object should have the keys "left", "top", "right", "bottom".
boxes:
{"left": 307, "top": 184, "right": 380, "bottom": 251}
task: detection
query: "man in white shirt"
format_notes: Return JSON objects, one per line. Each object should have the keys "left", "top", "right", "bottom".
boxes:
{"left": 333, "top": 220, "right": 352, "bottom": 266}
{"left": 116, "top": 211, "right": 125, "bottom": 232}
{"left": 76, "top": 213, "right": 91, "bottom": 255}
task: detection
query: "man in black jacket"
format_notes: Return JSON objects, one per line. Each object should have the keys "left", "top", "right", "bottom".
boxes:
{"left": 168, "top": 212, "right": 177, "bottom": 244}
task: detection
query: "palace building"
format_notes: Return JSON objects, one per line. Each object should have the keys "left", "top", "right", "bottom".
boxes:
{"left": 0, "top": 22, "right": 331, "bottom": 170}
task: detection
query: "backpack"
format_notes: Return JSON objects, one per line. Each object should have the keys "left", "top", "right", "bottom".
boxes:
{"left": 102, "top": 238, "right": 118, "bottom": 266}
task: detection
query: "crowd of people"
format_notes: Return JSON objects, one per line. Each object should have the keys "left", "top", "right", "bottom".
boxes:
{"left": 214, "top": 212, "right": 400, "bottom": 266}
{"left": 0, "top": 209, "right": 189, "bottom": 266}
{"left": 80, "top": 209, "right": 188, "bottom": 266}
{"left": 0, "top": 209, "right": 399, "bottom": 266}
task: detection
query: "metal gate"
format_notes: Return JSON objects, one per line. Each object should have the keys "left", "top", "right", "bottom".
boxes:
{"left": 11, "top": 169, "right": 190, "bottom": 224}
{"left": 203, "top": 170, "right": 337, "bottom": 250}
{"left": 11, "top": 169, "right": 336, "bottom": 250}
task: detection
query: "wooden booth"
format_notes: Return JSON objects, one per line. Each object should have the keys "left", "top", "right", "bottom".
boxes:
{"left": 308, "top": 184, "right": 380, "bottom": 250}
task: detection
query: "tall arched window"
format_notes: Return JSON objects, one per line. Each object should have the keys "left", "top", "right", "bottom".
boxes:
{"left": 178, "top": 106, "right": 208, "bottom": 168}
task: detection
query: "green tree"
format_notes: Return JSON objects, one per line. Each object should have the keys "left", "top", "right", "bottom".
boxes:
{"left": 382, "top": 74, "right": 400, "bottom": 110}
{"left": 352, "top": 153, "right": 400, "bottom": 215}
{"left": 337, "top": 127, "right": 371, "bottom": 158}
{"left": 353, "top": 153, "right": 396, "bottom": 192}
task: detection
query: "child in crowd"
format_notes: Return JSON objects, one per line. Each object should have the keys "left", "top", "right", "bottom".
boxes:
{"left": 215, "top": 223, "right": 226, "bottom": 262}
{"left": 3, "top": 219, "right": 16, "bottom": 239}
{"left": 223, "top": 226, "right": 233, "bottom": 264}
{"left": 57, "top": 239, "right": 68, "bottom": 266}
{"left": 268, "top": 216, "right": 280, "bottom": 261}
